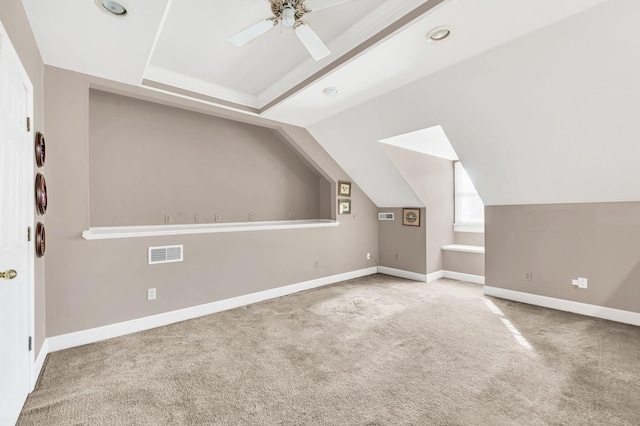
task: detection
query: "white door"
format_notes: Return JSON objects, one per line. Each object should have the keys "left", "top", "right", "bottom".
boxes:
{"left": 0, "top": 26, "right": 33, "bottom": 426}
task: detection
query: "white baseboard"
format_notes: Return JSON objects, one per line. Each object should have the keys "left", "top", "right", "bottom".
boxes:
{"left": 376, "top": 268, "right": 484, "bottom": 285}
{"left": 484, "top": 286, "right": 640, "bottom": 327}
{"left": 32, "top": 339, "right": 48, "bottom": 391}
{"left": 47, "top": 267, "right": 378, "bottom": 353}
{"left": 443, "top": 271, "right": 485, "bottom": 285}
{"left": 378, "top": 266, "right": 427, "bottom": 282}
{"left": 426, "top": 270, "right": 444, "bottom": 283}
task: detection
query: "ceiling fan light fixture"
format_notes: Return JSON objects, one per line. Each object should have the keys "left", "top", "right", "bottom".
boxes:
{"left": 97, "top": 0, "right": 127, "bottom": 16}
{"left": 427, "top": 26, "right": 453, "bottom": 42}
{"left": 282, "top": 5, "right": 296, "bottom": 28}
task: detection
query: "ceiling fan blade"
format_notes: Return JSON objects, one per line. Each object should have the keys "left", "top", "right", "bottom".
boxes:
{"left": 303, "top": 0, "right": 354, "bottom": 12}
{"left": 227, "top": 19, "right": 276, "bottom": 47}
{"left": 294, "top": 23, "right": 330, "bottom": 61}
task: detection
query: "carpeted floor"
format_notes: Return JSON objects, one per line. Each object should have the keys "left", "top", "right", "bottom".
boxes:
{"left": 18, "top": 275, "right": 640, "bottom": 425}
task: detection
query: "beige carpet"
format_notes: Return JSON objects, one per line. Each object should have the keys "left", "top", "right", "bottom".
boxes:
{"left": 18, "top": 275, "right": 640, "bottom": 425}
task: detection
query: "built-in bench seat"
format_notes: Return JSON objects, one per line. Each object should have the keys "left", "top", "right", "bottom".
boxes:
{"left": 441, "top": 244, "right": 485, "bottom": 284}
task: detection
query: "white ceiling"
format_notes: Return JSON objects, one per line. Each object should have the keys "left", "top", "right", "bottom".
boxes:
{"left": 20, "top": 0, "right": 622, "bottom": 208}
{"left": 21, "top": 0, "right": 429, "bottom": 110}
{"left": 310, "top": 0, "right": 640, "bottom": 207}
{"left": 146, "top": 0, "right": 411, "bottom": 108}
{"left": 21, "top": 0, "right": 604, "bottom": 121}
{"left": 262, "top": 0, "right": 607, "bottom": 126}
{"left": 379, "top": 126, "right": 458, "bottom": 161}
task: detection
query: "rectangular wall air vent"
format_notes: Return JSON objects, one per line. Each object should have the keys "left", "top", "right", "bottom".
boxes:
{"left": 148, "top": 245, "right": 183, "bottom": 265}
{"left": 378, "top": 212, "right": 395, "bottom": 221}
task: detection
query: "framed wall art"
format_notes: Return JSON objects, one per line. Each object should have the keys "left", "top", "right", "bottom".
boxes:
{"left": 35, "top": 173, "right": 47, "bottom": 215}
{"left": 339, "top": 199, "right": 351, "bottom": 215}
{"left": 338, "top": 181, "right": 351, "bottom": 197}
{"left": 35, "top": 131, "right": 46, "bottom": 168}
{"left": 402, "top": 208, "right": 420, "bottom": 227}
{"left": 35, "top": 222, "right": 46, "bottom": 258}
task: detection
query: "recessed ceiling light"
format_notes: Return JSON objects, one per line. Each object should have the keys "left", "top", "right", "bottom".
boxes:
{"left": 97, "top": 0, "right": 127, "bottom": 16}
{"left": 323, "top": 87, "right": 339, "bottom": 97}
{"left": 426, "top": 26, "right": 453, "bottom": 42}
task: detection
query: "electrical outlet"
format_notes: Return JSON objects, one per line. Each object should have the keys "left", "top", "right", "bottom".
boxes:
{"left": 195, "top": 214, "right": 201, "bottom": 223}
{"left": 525, "top": 272, "right": 532, "bottom": 281}
{"left": 147, "top": 288, "right": 156, "bottom": 301}
{"left": 578, "top": 277, "right": 588, "bottom": 289}
{"left": 249, "top": 212, "right": 255, "bottom": 221}
{"left": 215, "top": 213, "right": 221, "bottom": 222}
{"left": 164, "top": 214, "right": 172, "bottom": 224}
{"left": 367, "top": 253, "right": 371, "bottom": 260}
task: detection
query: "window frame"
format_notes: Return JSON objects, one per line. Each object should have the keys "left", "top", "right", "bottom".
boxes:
{"left": 454, "top": 161, "right": 484, "bottom": 233}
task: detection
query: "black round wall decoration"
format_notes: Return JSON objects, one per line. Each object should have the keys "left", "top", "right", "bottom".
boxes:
{"left": 35, "top": 173, "right": 47, "bottom": 215}
{"left": 35, "top": 131, "right": 46, "bottom": 168}
{"left": 35, "top": 222, "right": 46, "bottom": 258}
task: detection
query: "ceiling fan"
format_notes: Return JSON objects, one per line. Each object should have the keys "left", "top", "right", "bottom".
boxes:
{"left": 227, "top": 0, "right": 355, "bottom": 61}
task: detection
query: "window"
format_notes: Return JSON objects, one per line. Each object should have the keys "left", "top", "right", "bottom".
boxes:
{"left": 454, "top": 161, "right": 484, "bottom": 232}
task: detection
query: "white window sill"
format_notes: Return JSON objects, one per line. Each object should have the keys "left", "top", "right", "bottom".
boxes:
{"left": 441, "top": 244, "right": 485, "bottom": 254}
{"left": 82, "top": 219, "right": 340, "bottom": 240}
{"left": 453, "top": 224, "right": 484, "bottom": 233}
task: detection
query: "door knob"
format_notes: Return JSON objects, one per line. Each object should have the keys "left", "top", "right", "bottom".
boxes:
{"left": 0, "top": 270, "right": 17, "bottom": 280}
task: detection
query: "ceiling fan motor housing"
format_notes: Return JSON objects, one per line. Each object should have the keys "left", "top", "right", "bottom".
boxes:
{"left": 271, "top": 0, "right": 309, "bottom": 25}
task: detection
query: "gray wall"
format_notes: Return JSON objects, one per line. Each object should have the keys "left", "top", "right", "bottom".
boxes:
{"left": 443, "top": 252, "right": 484, "bottom": 277}
{"left": 449, "top": 232, "right": 485, "bottom": 276}
{"left": 486, "top": 202, "right": 640, "bottom": 313}
{"left": 45, "top": 66, "right": 379, "bottom": 336}
{"left": 0, "top": 1, "right": 46, "bottom": 355}
{"left": 378, "top": 208, "right": 427, "bottom": 275}
{"left": 380, "top": 145, "right": 454, "bottom": 274}
{"left": 455, "top": 232, "right": 484, "bottom": 247}
{"left": 89, "top": 90, "right": 324, "bottom": 226}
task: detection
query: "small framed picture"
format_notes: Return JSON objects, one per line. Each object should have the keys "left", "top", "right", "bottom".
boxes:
{"left": 339, "top": 199, "right": 352, "bottom": 215}
{"left": 402, "top": 208, "right": 420, "bottom": 227}
{"left": 338, "top": 181, "right": 351, "bottom": 197}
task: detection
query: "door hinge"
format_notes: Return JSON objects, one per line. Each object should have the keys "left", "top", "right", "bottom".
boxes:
{"left": 27, "top": 117, "right": 31, "bottom": 132}
{"left": 28, "top": 336, "right": 32, "bottom": 351}
{"left": 28, "top": 226, "right": 32, "bottom": 242}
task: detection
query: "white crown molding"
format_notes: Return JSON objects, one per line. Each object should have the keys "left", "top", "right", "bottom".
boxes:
{"left": 258, "top": 0, "right": 429, "bottom": 106}
{"left": 47, "top": 267, "right": 378, "bottom": 352}
{"left": 143, "top": 1, "right": 429, "bottom": 110}
{"left": 484, "top": 286, "right": 640, "bottom": 327}
{"left": 143, "top": 65, "right": 260, "bottom": 108}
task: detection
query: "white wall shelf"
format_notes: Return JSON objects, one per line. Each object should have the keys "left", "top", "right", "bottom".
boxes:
{"left": 441, "top": 244, "right": 485, "bottom": 254}
{"left": 82, "top": 219, "right": 340, "bottom": 240}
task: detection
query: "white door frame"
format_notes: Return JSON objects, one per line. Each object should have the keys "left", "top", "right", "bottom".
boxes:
{"left": 0, "top": 18, "right": 36, "bottom": 392}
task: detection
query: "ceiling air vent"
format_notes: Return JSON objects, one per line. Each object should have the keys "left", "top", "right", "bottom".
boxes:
{"left": 378, "top": 212, "right": 395, "bottom": 221}
{"left": 148, "top": 245, "right": 183, "bottom": 265}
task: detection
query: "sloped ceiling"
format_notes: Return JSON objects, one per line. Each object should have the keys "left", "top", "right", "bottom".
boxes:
{"left": 309, "top": 0, "right": 640, "bottom": 207}
{"left": 19, "top": 0, "right": 627, "bottom": 208}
